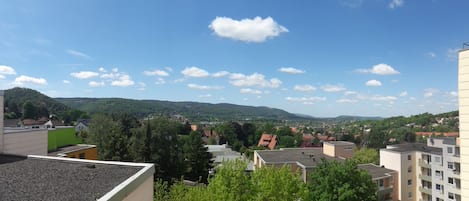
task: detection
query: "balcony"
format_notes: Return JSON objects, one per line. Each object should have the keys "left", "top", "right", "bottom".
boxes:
{"left": 419, "top": 186, "right": 432, "bottom": 195}
{"left": 419, "top": 174, "right": 432, "bottom": 181}
{"left": 419, "top": 159, "right": 431, "bottom": 168}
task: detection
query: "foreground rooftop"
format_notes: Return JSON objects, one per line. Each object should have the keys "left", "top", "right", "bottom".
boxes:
{"left": 0, "top": 154, "right": 154, "bottom": 201}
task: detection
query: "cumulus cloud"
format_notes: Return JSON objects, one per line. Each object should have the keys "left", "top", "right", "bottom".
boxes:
{"left": 389, "top": 0, "right": 404, "bottom": 9}
{"left": 89, "top": 81, "right": 105, "bottom": 87}
{"left": 336, "top": 98, "right": 358, "bottom": 103}
{"left": 285, "top": 96, "right": 327, "bottom": 105}
{"left": 344, "top": 91, "right": 357, "bottom": 96}
{"left": 424, "top": 88, "right": 439, "bottom": 98}
{"left": 188, "top": 83, "right": 224, "bottom": 90}
{"left": 63, "top": 80, "right": 70, "bottom": 84}
{"left": 198, "top": 94, "right": 212, "bottom": 98}
{"left": 155, "top": 78, "right": 166, "bottom": 85}
{"left": 426, "top": 52, "right": 436, "bottom": 58}
{"left": 98, "top": 67, "right": 106, "bottom": 72}
{"left": 278, "top": 67, "right": 305, "bottom": 74}
{"left": 356, "top": 63, "right": 400, "bottom": 75}
{"left": 369, "top": 95, "right": 397, "bottom": 102}
{"left": 0, "top": 65, "right": 17, "bottom": 76}
{"left": 449, "top": 91, "right": 458, "bottom": 97}
{"left": 366, "top": 79, "right": 382, "bottom": 87}
{"left": 66, "top": 49, "right": 92, "bottom": 60}
{"left": 294, "top": 84, "right": 316, "bottom": 92}
{"left": 229, "top": 73, "right": 282, "bottom": 88}
{"left": 400, "top": 91, "right": 408, "bottom": 97}
{"left": 13, "top": 75, "right": 47, "bottom": 85}
{"left": 111, "top": 74, "right": 135, "bottom": 87}
{"left": 209, "top": 16, "right": 288, "bottom": 43}
{"left": 321, "top": 84, "right": 346, "bottom": 92}
{"left": 71, "top": 71, "right": 99, "bottom": 79}
{"left": 144, "top": 69, "right": 169, "bottom": 77}
{"left": 181, "top": 66, "right": 209, "bottom": 78}
{"left": 240, "top": 88, "right": 263, "bottom": 94}
{"left": 212, "top": 71, "right": 230, "bottom": 78}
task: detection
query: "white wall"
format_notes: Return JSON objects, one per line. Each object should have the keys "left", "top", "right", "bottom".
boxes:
{"left": 3, "top": 129, "right": 48, "bottom": 156}
{"left": 459, "top": 49, "right": 469, "bottom": 201}
{"left": 122, "top": 176, "right": 154, "bottom": 201}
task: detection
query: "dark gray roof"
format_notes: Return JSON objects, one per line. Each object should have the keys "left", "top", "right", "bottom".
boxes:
{"left": 358, "top": 164, "right": 395, "bottom": 179}
{"left": 384, "top": 143, "right": 442, "bottom": 154}
{"left": 256, "top": 148, "right": 342, "bottom": 168}
{"left": 0, "top": 154, "right": 142, "bottom": 201}
{"left": 324, "top": 141, "right": 355, "bottom": 146}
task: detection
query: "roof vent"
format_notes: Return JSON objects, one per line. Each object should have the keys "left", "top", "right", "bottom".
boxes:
{"left": 86, "top": 164, "right": 96, "bottom": 169}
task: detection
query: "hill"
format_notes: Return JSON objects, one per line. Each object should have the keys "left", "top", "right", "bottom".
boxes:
{"left": 4, "top": 87, "right": 71, "bottom": 119}
{"left": 55, "top": 97, "right": 314, "bottom": 122}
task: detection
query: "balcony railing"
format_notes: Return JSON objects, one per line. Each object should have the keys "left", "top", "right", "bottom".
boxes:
{"left": 419, "top": 159, "right": 431, "bottom": 168}
{"left": 419, "top": 174, "right": 432, "bottom": 181}
{"left": 419, "top": 186, "right": 432, "bottom": 195}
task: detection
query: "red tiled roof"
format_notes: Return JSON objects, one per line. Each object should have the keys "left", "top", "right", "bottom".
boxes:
{"left": 257, "top": 133, "right": 278, "bottom": 150}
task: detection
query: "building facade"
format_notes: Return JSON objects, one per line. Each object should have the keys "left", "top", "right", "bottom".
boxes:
{"left": 380, "top": 138, "right": 461, "bottom": 201}
{"left": 458, "top": 47, "right": 469, "bottom": 201}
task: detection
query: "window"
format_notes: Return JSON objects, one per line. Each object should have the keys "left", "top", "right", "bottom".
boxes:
{"left": 449, "top": 192, "right": 454, "bottom": 199}
{"left": 79, "top": 153, "right": 86, "bottom": 159}
{"left": 408, "top": 155, "right": 411, "bottom": 160}
{"left": 448, "top": 147, "right": 453, "bottom": 154}
{"left": 408, "top": 166, "right": 412, "bottom": 173}
{"left": 408, "top": 179, "right": 412, "bottom": 185}
{"left": 408, "top": 192, "right": 412, "bottom": 198}
{"left": 448, "top": 162, "right": 454, "bottom": 169}
{"left": 379, "top": 179, "right": 384, "bottom": 187}
{"left": 435, "top": 156, "right": 441, "bottom": 163}
{"left": 436, "top": 184, "right": 441, "bottom": 190}
{"left": 448, "top": 177, "right": 454, "bottom": 184}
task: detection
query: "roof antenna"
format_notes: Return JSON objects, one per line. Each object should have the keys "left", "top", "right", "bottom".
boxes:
{"left": 464, "top": 42, "right": 469, "bottom": 50}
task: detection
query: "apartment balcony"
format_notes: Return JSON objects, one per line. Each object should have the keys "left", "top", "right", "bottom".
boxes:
{"left": 419, "top": 174, "right": 432, "bottom": 182}
{"left": 419, "top": 159, "right": 431, "bottom": 168}
{"left": 419, "top": 186, "right": 432, "bottom": 195}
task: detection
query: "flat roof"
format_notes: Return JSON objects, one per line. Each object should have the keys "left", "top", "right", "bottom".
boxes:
{"left": 324, "top": 141, "right": 355, "bottom": 146}
{"left": 256, "top": 148, "right": 342, "bottom": 168}
{"left": 383, "top": 143, "right": 442, "bottom": 154}
{"left": 48, "top": 144, "right": 96, "bottom": 156}
{"left": 0, "top": 154, "right": 153, "bottom": 201}
{"left": 358, "top": 163, "right": 395, "bottom": 179}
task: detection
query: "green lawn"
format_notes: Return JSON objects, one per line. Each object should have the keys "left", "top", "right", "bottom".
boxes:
{"left": 48, "top": 127, "right": 83, "bottom": 152}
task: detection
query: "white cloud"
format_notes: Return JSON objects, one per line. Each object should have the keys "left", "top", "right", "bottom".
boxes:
{"left": 447, "top": 48, "right": 459, "bottom": 60}
{"left": 209, "top": 16, "right": 288, "bottom": 43}
{"left": 198, "top": 94, "right": 212, "bottom": 98}
{"left": 449, "top": 91, "right": 458, "bottom": 97}
{"left": 188, "top": 83, "right": 224, "bottom": 90}
{"left": 0, "top": 65, "right": 17, "bottom": 75}
{"left": 424, "top": 88, "right": 439, "bottom": 98}
{"left": 144, "top": 69, "right": 169, "bottom": 77}
{"left": 370, "top": 95, "right": 397, "bottom": 102}
{"left": 98, "top": 67, "right": 106, "bottom": 72}
{"left": 389, "top": 0, "right": 404, "bottom": 9}
{"left": 278, "top": 67, "right": 305, "bottom": 74}
{"left": 340, "top": 0, "right": 364, "bottom": 8}
{"left": 229, "top": 73, "right": 282, "bottom": 88}
{"left": 365, "top": 79, "right": 382, "bottom": 87}
{"left": 321, "top": 84, "right": 346, "bottom": 92}
{"left": 66, "top": 49, "right": 92, "bottom": 60}
{"left": 112, "top": 68, "right": 118, "bottom": 73}
{"left": 63, "top": 80, "right": 70, "bottom": 84}
{"left": 240, "top": 88, "right": 262, "bottom": 94}
{"left": 181, "top": 66, "right": 209, "bottom": 78}
{"left": 100, "top": 72, "right": 119, "bottom": 79}
{"left": 293, "top": 84, "right": 316, "bottom": 92}
{"left": 399, "top": 91, "right": 408, "bottom": 97}
{"left": 137, "top": 82, "right": 146, "bottom": 91}
{"left": 111, "top": 74, "right": 135, "bottom": 87}
{"left": 212, "top": 71, "right": 230, "bottom": 78}
{"left": 344, "top": 91, "right": 357, "bottom": 96}
{"left": 426, "top": 52, "right": 436, "bottom": 58}
{"left": 336, "top": 98, "right": 358, "bottom": 103}
{"left": 285, "top": 96, "right": 327, "bottom": 104}
{"left": 89, "top": 81, "right": 105, "bottom": 87}
{"left": 165, "top": 67, "right": 173, "bottom": 72}
{"left": 356, "top": 63, "right": 400, "bottom": 75}
{"left": 155, "top": 78, "right": 166, "bottom": 85}
{"left": 71, "top": 71, "right": 99, "bottom": 79}
{"left": 13, "top": 75, "right": 47, "bottom": 85}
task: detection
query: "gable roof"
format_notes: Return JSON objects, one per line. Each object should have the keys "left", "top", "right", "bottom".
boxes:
{"left": 257, "top": 134, "right": 278, "bottom": 150}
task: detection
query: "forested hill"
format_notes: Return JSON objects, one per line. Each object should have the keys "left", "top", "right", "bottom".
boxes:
{"left": 54, "top": 97, "right": 315, "bottom": 122}
{"left": 4, "top": 87, "right": 71, "bottom": 118}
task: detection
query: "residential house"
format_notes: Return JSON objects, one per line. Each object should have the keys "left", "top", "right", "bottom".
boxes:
{"left": 257, "top": 133, "right": 278, "bottom": 150}
{"left": 48, "top": 144, "right": 98, "bottom": 160}
{"left": 75, "top": 119, "right": 90, "bottom": 133}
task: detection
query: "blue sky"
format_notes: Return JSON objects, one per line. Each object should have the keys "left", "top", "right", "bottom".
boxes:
{"left": 0, "top": 0, "right": 467, "bottom": 117}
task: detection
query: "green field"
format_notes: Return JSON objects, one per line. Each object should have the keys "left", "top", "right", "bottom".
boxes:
{"left": 48, "top": 127, "right": 83, "bottom": 152}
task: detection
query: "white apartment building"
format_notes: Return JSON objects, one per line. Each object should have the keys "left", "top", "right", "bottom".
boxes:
{"left": 380, "top": 138, "right": 461, "bottom": 201}
{"left": 458, "top": 45, "right": 469, "bottom": 201}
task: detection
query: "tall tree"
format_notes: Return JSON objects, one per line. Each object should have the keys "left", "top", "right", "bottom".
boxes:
{"left": 184, "top": 131, "right": 213, "bottom": 183}
{"left": 309, "top": 159, "right": 377, "bottom": 201}
{"left": 352, "top": 148, "right": 379, "bottom": 164}
{"left": 22, "top": 100, "right": 37, "bottom": 119}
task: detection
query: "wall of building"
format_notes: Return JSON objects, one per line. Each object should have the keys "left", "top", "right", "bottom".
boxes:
{"left": 380, "top": 150, "right": 404, "bottom": 200}
{"left": 3, "top": 129, "right": 48, "bottom": 156}
{"left": 459, "top": 49, "right": 469, "bottom": 201}
{"left": 122, "top": 176, "right": 154, "bottom": 201}
{"left": 323, "top": 142, "right": 354, "bottom": 159}
{"left": 0, "top": 91, "right": 3, "bottom": 153}
{"left": 66, "top": 147, "right": 98, "bottom": 160}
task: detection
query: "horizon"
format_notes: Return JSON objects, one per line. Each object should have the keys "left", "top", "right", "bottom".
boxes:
{"left": 0, "top": 1, "right": 467, "bottom": 117}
